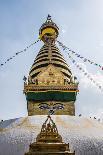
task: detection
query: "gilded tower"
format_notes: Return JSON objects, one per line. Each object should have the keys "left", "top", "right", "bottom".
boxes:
{"left": 24, "top": 15, "right": 78, "bottom": 116}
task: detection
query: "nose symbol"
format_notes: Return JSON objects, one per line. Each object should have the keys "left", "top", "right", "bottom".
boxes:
{"left": 49, "top": 109, "right": 54, "bottom": 115}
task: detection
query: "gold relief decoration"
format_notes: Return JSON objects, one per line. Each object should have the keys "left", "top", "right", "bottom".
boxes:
{"left": 24, "top": 115, "right": 75, "bottom": 155}
{"left": 37, "top": 64, "right": 65, "bottom": 86}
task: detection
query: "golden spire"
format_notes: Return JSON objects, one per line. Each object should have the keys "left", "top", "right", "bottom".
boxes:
{"left": 24, "top": 15, "right": 78, "bottom": 116}
{"left": 39, "top": 14, "right": 59, "bottom": 43}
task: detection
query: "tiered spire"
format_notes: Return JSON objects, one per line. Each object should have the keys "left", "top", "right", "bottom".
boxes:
{"left": 28, "top": 15, "right": 73, "bottom": 84}
{"left": 24, "top": 15, "right": 78, "bottom": 116}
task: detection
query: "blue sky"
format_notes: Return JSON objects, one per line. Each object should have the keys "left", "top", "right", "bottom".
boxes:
{"left": 0, "top": 0, "right": 103, "bottom": 120}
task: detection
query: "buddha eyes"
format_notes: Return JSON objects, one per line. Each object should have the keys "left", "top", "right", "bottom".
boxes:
{"left": 39, "top": 103, "right": 49, "bottom": 109}
{"left": 53, "top": 103, "right": 64, "bottom": 110}
{"left": 39, "top": 103, "right": 64, "bottom": 110}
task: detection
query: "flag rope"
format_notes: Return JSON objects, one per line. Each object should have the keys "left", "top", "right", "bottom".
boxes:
{"left": 0, "top": 39, "right": 40, "bottom": 67}
{"left": 57, "top": 40, "right": 103, "bottom": 93}
{"left": 57, "top": 40, "right": 103, "bottom": 71}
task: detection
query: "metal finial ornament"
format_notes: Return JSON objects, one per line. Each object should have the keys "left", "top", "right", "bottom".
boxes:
{"left": 39, "top": 15, "right": 59, "bottom": 42}
{"left": 47, "top": 14, "right": 52, "bottom": 21}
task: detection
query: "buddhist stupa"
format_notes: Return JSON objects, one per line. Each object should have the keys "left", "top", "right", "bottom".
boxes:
{"left": 0, "top": 15, "right": 103, "bottom": 155}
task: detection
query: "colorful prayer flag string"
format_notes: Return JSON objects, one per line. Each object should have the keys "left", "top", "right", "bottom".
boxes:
{"left": 57, "top": 41, "right": 103, "bottom": 92}
{"left": 0, "top": 39, "right": 40, "bottom": 67}
{"left": 57, "top": 40, "right": 103, "bottom": 71}
{"left": 68, "top": 53, "right": 103, "bottom": 92}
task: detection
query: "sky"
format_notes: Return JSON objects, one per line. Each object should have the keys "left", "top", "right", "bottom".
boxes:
{"left": 0, "top": 0, "right": 103, "bottom": 120}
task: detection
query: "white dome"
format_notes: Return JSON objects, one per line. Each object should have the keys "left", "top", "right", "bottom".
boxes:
{"left": 0, "top": 115, "right": 103, "bottom": 155}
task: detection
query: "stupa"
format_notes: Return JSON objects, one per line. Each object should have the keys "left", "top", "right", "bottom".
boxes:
{"left": 24, "top": 14, "right": 78, "bottom": 116}
{"left": 0, "top": 15, "right": 103, "bottom": 155}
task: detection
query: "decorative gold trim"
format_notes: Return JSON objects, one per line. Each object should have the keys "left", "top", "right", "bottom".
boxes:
{"left": 24, "top": 83, "right": 79, "bottom": 93}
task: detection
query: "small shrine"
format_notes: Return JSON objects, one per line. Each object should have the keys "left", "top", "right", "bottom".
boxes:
{"left": 25, "top": 115, "right": 75, "bottom": 155}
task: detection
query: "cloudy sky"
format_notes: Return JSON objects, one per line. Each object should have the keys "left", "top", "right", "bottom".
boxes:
{"left": 0, "top": 0, "right": 103, "bottom": 120}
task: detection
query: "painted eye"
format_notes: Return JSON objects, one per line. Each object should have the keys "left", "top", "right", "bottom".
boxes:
{"left": 58, "top": 105, "right": 64, "bottom": 109}
{"left": 39, "top": 103, "right": 49, "bottom": 110}
{"left": 53, "top": 103, "right": 64, "bottom": 110}
{"left": 39, "top": 105, "right": 49, "bottom": 109}
{"left": 53, "top": 106, "right": 56, "bottom": 109}
{"left": 39, "top": 106, "right": 46, "bottom": 109}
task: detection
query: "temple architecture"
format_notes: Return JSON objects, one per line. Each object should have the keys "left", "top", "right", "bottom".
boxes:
{"left": 1, "top": 15, "right": 103, "bottom": 155}
{"left": 25, "top": 115, "right": 75, "bottom": 155}
{"left": 24, "top": 15, "right": 78, "bottom": 116}
{"left": 24, "top": 15, "right": 77, "bottom": 154}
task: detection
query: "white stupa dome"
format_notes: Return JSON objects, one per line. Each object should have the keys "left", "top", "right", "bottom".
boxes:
{"left": 0, "top": 115, "right": 103, "bottom": 155}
